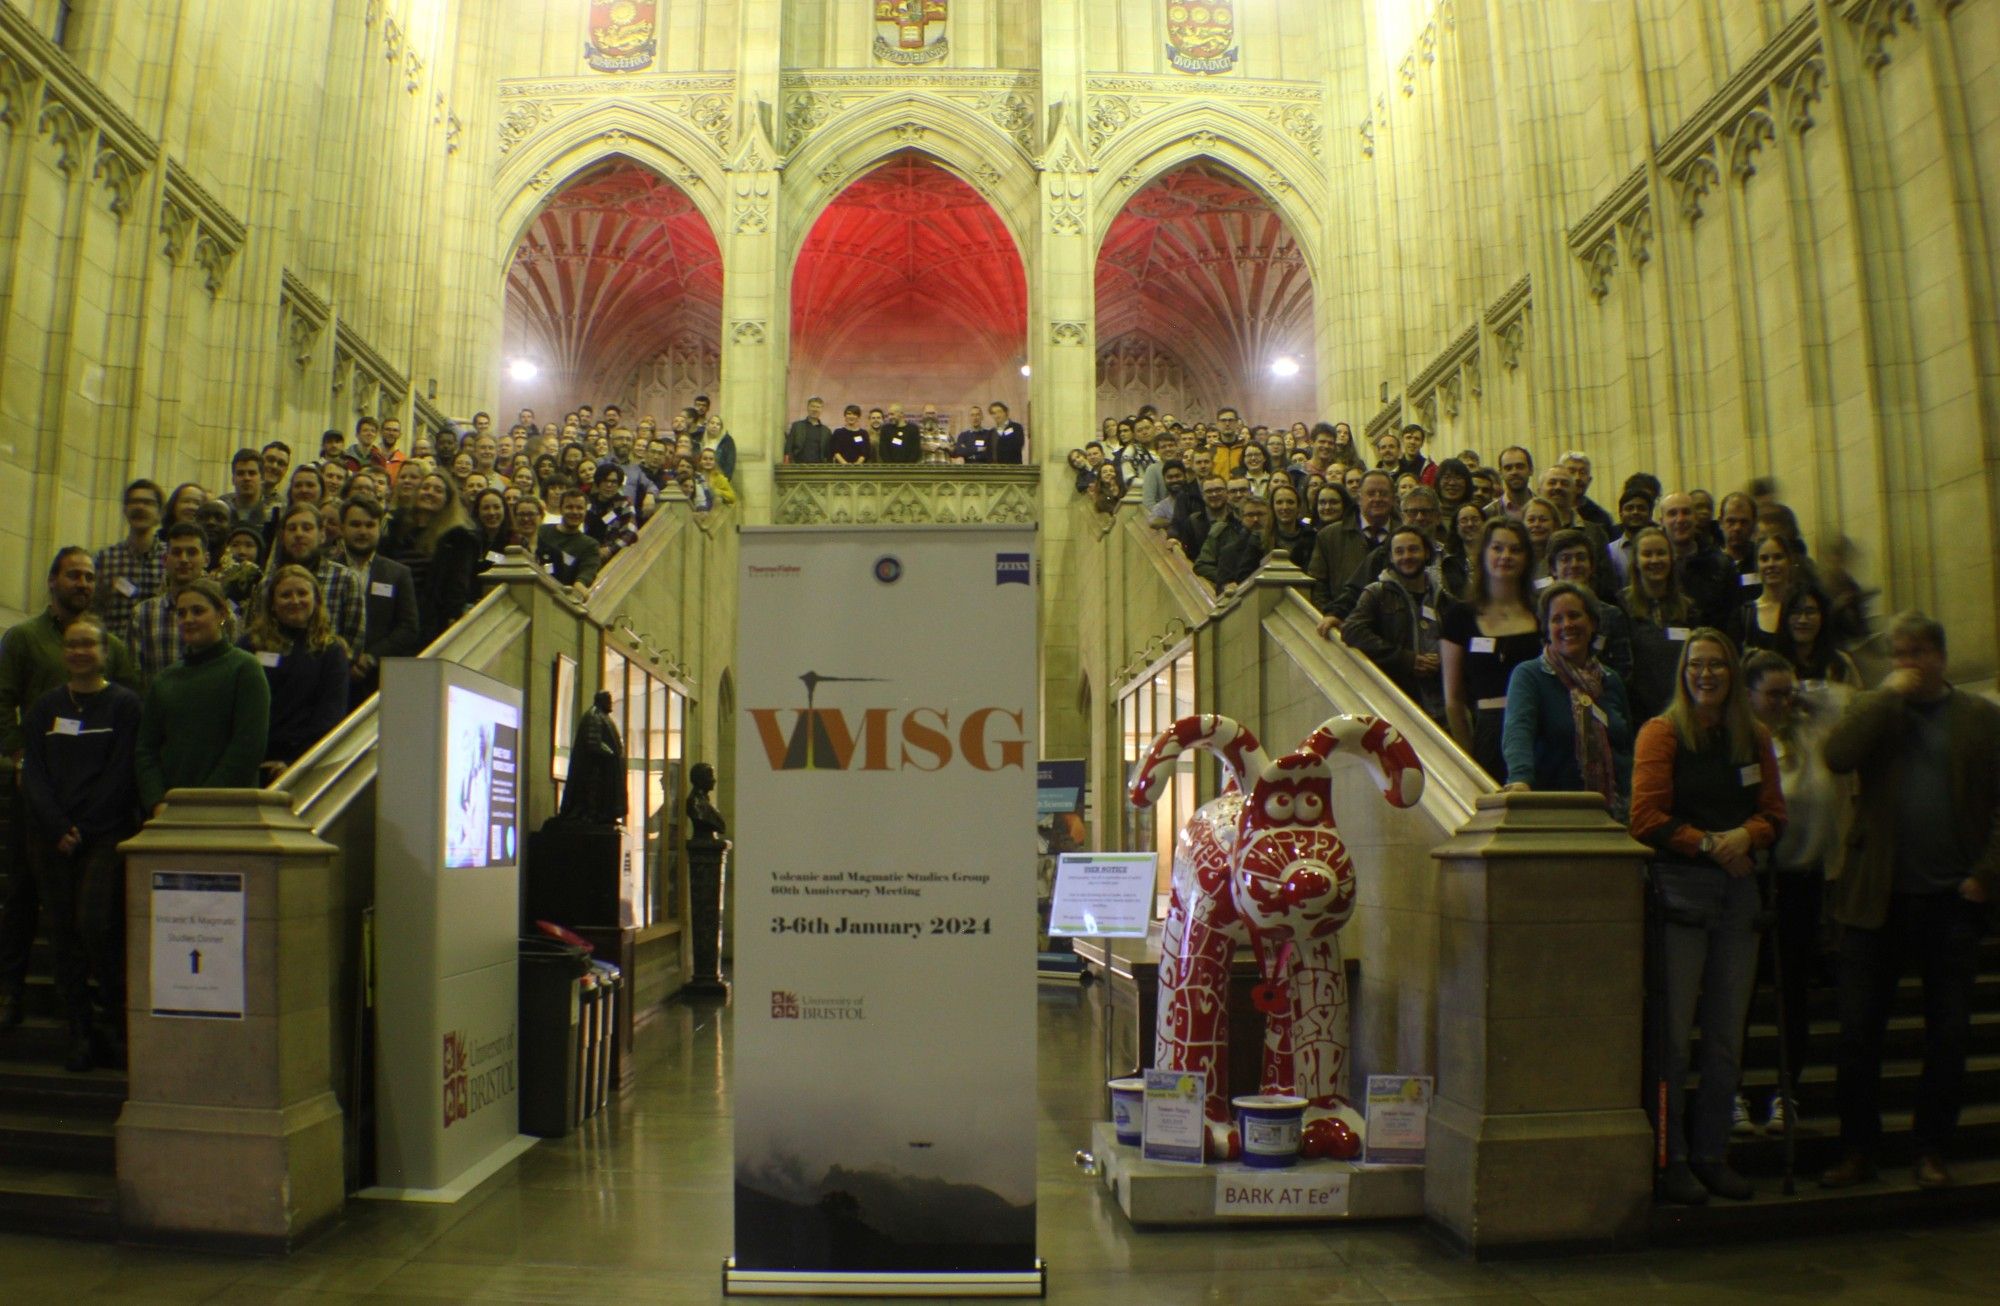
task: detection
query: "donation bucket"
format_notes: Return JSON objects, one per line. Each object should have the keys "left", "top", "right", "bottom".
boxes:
{"left": 1108, "top": 1077, "right": 1146, "bottom": 1146}
{"left": 1233, "top": 1094, "right": 1307, "bottom": 1169}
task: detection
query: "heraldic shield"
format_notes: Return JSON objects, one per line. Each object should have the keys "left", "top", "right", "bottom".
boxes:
{"left": 585, "top": 0, "right": 658, "bottom": 73}
{"left": 875, "top": 0, "right": 950, "bottom": 66}
{"left": 1165, "top": 2, "right": 1239, "bottom": 76}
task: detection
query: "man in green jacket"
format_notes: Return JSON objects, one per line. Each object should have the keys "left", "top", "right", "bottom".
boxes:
{"left": 0, "top": 549, "right": 140, "bottom": 1027}
{"left": 1819, "top": 611, "right": 2000, "bottom": 1192}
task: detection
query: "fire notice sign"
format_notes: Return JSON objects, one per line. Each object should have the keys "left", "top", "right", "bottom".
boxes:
{"left": 150, "top": 871, "right": 245, "bottom": 1019}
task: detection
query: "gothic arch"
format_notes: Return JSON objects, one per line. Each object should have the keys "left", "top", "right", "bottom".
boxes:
{"left": 1090, "top": 107, "right": 1326, "bottom": 285}
{"left": 496, "top": 101, "right": 729, "bottom": 256}
{"left": 781, "top": 94, "right": 1036, "bottom": 265}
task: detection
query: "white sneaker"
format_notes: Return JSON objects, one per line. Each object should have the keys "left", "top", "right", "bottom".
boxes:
{"left": 1732, "top": 1093, "right": 1756, "bottom": 1136}
{"left": 1765, "top": 1093, "right": 1793, "bottom": 1135}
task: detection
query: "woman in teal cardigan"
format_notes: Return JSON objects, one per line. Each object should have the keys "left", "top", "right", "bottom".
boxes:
{"left": 136, "top": 578, "right": 270, "bottom": 815}
{"left": 1501, "top": 581, "right": 1635, "bottom": 815}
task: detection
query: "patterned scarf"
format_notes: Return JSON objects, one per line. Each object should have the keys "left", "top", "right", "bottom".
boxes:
{"left": 1541, "top": 645, "right": 1618, "bottom": 810}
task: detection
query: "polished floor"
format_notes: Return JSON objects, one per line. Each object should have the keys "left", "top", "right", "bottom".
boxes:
{"left": 4, "top": 986, "right": 2000, "bottom": 1303}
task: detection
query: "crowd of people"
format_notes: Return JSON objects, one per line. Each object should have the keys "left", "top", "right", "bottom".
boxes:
{"left": 782, "top": 398, "right": 1028, "bottom": 465}
{"left": 1084, "top": 404, "right": 1993, "bottom": 1205}
{"left": 0, "top": 398, "right": 725, "bottom": 1072}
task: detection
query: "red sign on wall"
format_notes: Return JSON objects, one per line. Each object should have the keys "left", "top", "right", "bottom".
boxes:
{"left": 586, "top": 0, "right": 658, "bottom": 74}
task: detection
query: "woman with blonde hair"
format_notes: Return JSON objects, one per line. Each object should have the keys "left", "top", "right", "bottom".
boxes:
{"left": 1623, "top": 525, "right": 1699, "bottom": 723}
{"left": 241, "top": 564, "right": 350, "bottom": 781}
{"left": 385, "top": 470, "right": 483, "bottom": 642}
{"left": 1629, "top": 629, "right": 1786, "bottom": 1205}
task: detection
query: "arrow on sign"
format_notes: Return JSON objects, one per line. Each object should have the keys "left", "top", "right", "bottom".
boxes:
{"left": 189, "top": 949, "right": 202, "bottom": 974}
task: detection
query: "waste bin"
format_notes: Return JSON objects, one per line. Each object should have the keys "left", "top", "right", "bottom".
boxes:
{"left": 519, "top": 936, "right": 588, "bottom": 1138}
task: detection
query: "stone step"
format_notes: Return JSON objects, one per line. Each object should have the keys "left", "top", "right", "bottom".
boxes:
{"left": 0, "top": 1106, "right": 117, "bottom": 1173}
{"left": 1733, "top": 1052, "right": 2000, "bottom": 1117}
{"left": 1649, "top": 1151, "right": 2000, "bottom": 1246}
{"left": 0, "top": 1161, "right": 118, "bottom": 1239}
{"left": 0, "top": 1053, "right": 126, "bottom": 1117}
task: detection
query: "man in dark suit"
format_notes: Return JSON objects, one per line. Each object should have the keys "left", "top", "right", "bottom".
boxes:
{"left": 955, "top": 405, "right": 993, "bottom": 463}
{"left": 1822, "top": 612, "right": 2000, "bottom": 1192}
{"left": 337, "top": 496, "right": 421, "bottom": 707}
{"left": 877, "top": 403, "right": 923, "bottom": 464}
{"left": 1308, "top": 469, "right": 1398, "bottom": 621}
{"left": 784, "top": 397, "right": 833, "bottom": 465}
{"left": 988, "top": 401, "right": 1027, "bottom": 465}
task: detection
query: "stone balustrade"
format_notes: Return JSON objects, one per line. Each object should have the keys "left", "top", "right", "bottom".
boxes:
{"left": 772, "top": 465, "right": 1041, "bottom": 526}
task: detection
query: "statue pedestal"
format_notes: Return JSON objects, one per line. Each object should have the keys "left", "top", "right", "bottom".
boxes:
{"left": 684, "top": 843, "right": 729, "bottom": 998}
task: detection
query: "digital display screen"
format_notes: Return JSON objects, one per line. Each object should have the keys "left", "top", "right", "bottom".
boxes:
{"left": 445, "top": 685, "right": 520, "bottom": 869}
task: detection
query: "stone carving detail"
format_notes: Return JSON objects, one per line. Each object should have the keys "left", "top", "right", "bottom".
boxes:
{"left": 1463, "top": 352, "right": 1482, "bottom": 399}
{"left": 1439, "top": 372, "right": 1462, "bottom": 420}
{"left": 283, "top": 305, "right": 322, "bottom": 369}
{"left": 775, "top": 468, "right": 1042, "bottom": 527}
{"left": 1087, "top": 95, "right": 1137, "bottom": 151}
{"left": 1785, "top": 57, "right": 1827, "bottom": 135}
{"left": 1845, "top": 0, "right": 1919, "bottom": 71}
{"left": 528, "top": 169, "right": 555, "bottom": 190}
{"left": 732, "top": 320, "right": 767, "bottom": 346}
{"left": 1267, "top": 104, "right": 1323, "bottom": 159}
{"left": 688, "top": 94, "right": 733, "bottom": 152}
{"left": 1583, "top": 237, "right": 1618, "bottom": 302}
{"left": 405, "top": 51, "right": 424, "bottom": 95}
{"left": 733, "top": 171, "right": 772, "bottom": 233}
{"left": 1415, "top": 391, "right": 1438, "bottom": 432}
{"left": 499, "top": 100, "right": 556, "bottom": 154}
{"left": 0, "top": 50, "right": 33, "bottom": 131}
{"left": 1620, "top": 203, "right": 1654, "bottom": 269}
{"left": 279, "top": 272, "right": 330, "bottom": 371}
{"left": 36, "top": 95, "right": 87, "bottom": 174}
{"left": 1727, "top": 106, "right": 1777, "bottom": 181}
{"left": 92, "top": 145, "right": 138, "bottom": 218}
{"left": 1495, "top": 316, "right": 1526, "bottom": 371}
{"left": 972, "top": 161, "right": 1004, "bottom": 193}
{"left": 786, "top": 91, "right": 832, "bottom": 145}
{"left": 331, "top": 346, "right": 353, "bottom": 397}
{"left": 978, "top": 92, "right": 1035, "bottom": 152}
{"left": 1043, "top": 138, "right": 1089, "bottom": 236}
{"left": 1400, "top": 55, "right": 1417, "bottom": 97}
{"left": 331, "top": 321, "right": 408, "bottom": 419}
{"left": 1051, "top": 321, "right": 1087, "bottom": 347}
{"left": 894, "top": 120, "right": 926, "bottom": 144}
{"left": 445, "top": 112, "right": 462, "bottom": 154}
{"left": 382, "top": 18, "right": 403, "bottom": 65}
{"left": 1673, "top": 150, "right": 1721, "bottom": 224}
{"left": 1359, "top": 114, "right": 1375, "bottom": 159}
{"left": 159, "top": 196, "right": 194, "bottom": 263}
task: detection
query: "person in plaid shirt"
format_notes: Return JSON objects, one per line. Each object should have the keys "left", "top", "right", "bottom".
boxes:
{"left": 92, "top": 479, "right": 167, "bottom": 643}
{"left": 131, "top": 523, "right": 239, "bottom": 682}
{"left": 262, "top": 503, "right": 365, "bottom": 651}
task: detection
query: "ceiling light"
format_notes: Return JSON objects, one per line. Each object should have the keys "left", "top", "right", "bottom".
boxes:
{"left": 508, "top": 358, "right": 539, "bottom": 383}
{"left": 1019, "top": 364, "right": 1032, "bottom": 378}
{"left": 1270, "top": 357, "right": 1300, "bottom": 378}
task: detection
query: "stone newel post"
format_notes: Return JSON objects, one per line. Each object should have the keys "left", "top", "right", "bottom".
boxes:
{"left": 1425, "top": 792, "right": 1654, "bottom": 1251}
{"left": 116, "top": 789, "right": 344, "bottom": 1247}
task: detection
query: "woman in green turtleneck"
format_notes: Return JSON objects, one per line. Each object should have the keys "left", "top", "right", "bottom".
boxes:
{"left": 135, "top": 578, "right": 270, "bottom": 815}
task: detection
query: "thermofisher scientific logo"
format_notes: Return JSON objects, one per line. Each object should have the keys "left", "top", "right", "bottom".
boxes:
{"left": 995, "top": 553, "right": 1031, "bottom": 586}
{"left": 769, "top": 990, "right": 866, "bottom": 1021}
{"left": 747, "top": 564, "right": 802, "bottom": 580}
{"left": 747, "top": 671, "right": 1026, "bottom": 772}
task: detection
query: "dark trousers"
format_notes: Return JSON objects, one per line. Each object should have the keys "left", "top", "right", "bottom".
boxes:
{"left": 1836, "top": 891, "right": 1986, "bottom": 1156}
{"left": 22, "top": 828, "right": 127, "bottom": 1031}
{"left": 0, "top": 778, "right": 34, "bottom": 996}
{"left": 1754, "top": 867, "right": 1824, "bottom": 1096}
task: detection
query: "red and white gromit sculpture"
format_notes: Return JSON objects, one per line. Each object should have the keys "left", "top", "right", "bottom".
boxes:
{"left": 1129, "top": 713, "right": 1424, "bottom": 1160}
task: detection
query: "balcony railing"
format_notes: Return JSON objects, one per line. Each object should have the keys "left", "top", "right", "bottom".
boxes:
{"left": 773, "top": 464, "right": 1041, "bottom": 525}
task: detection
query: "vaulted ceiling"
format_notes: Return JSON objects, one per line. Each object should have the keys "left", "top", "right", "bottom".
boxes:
{"left": 789, "top": 153, "right": 1028, "bottom": 372}
{"left": 504, "top": 158, "right": 723, "bottom": 399}
{"left": 1095, "top": 162, "right": 1315, "bottom": 403}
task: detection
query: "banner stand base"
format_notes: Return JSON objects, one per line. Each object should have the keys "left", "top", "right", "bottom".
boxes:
{"left": 722, "top": 1259, "right": 1046, "bottom": 1298}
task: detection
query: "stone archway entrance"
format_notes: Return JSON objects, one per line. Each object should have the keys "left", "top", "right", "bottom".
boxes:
{"left": 501, "top": 156, "right": 723, "bottom": 422}
{"left": 1094, "top": 161, "right": 1317, "bottom": 430}
{"left": 787, "top": 151, "right": 1028, "bottom": 428}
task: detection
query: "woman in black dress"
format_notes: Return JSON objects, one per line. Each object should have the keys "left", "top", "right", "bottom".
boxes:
{"left": 1440, "top": 517, "right": 1542, "bottom": 781}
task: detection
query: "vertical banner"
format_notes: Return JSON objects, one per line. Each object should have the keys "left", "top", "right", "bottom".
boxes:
{"left": 728, "top": 527, "right": 1043, "bottom": 1297}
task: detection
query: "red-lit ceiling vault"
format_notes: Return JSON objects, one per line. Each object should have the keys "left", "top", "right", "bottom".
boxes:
{"left": 788, "top": 153, "right": 1028, "bottom": 415}
{"left": 503, "top": 158, "right": 722, "bottom": 411}
{"left": 1095, "top": 162, "right": 1316, "bottom": 425}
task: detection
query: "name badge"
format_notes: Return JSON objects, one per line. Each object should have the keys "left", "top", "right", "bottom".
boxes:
{"left": 484, "top": 551, "right": 505, "bottom": 565}
{"left": 603, "top": 510, "right": 620, "bottom": 525}
{"left": 1421, "top": 605, "right": 1438, "bottom": 623}
{"left": 543, "top": 563, "right": 557, "bottom": 576}
{"left": 370, "top": 581, "right": 395, "bottom": 598}
{"left": 1667, "top": 627, "right": 1691, "bottom": 642}
{"left": 1469, "top": 636, "right": 1497, "bottom": 654}
{"left": 1593, "top": 635, "right": 1607, "bottom": 650}
{"left": 256, "top": 651, "right": 282, "bottom": 668}
{"left": 1740, "top": 572, "right": 1760, "bottom": 587}
{"left": 1740, "top": 763, "right": 1761, "bottom": 787}
{"left": 1533, "top": 575, "right": 1553, "bottom": 590}
{"left": 52, "top": 717, "right": 82, "bottom": 736}
{"left": 1591, "top": 704, "right": 1609, "bottom": 726}
{"left": 562, "top": 553, "right": 577, "bottom": 568}
{"left": 114, "top": 577, "right": 137, "bottom": 597}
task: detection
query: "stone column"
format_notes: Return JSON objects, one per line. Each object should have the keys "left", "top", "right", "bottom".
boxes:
{"left": 1425, "top": 791, "right": 1653, "bottom": 1252}
{"left": 116, "top": 790, "right": 345, "bottom": 1249}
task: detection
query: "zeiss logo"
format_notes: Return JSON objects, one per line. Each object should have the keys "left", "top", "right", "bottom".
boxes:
{"left": 996, "top": 553, "right": 1031, "bottom": 586}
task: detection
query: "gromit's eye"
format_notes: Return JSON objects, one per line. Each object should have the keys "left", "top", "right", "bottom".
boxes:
{"left": 1262, "top": 793, "right": 1294, "bottom": 823}
{"left": 1296, "top": 793, "right": 1324, "bottom": 822}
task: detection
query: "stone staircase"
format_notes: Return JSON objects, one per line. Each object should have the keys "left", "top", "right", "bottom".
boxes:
{"left": 0, "top": 780, "right": 121, "bottom": 1238}
{"left": 1653, "top": 934, "right": 2000, "bottom": 1241}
